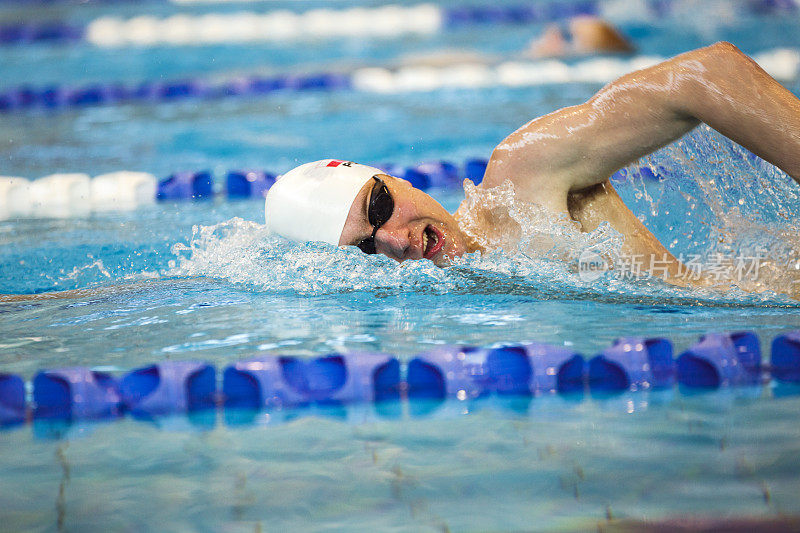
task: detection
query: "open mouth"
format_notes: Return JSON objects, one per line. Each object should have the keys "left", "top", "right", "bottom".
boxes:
{"left": 422, "top": 225, "right": 444, "bottom": 259}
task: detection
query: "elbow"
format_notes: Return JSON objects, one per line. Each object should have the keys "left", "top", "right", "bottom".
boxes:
{"left": 706, "top": 41, "right": 750, "bottom": 63}
{"left": 709, "top": 41, "right": 742, "bottom": 55}
{"left": 703, "top": 41, "right": 764, "bottom": 82}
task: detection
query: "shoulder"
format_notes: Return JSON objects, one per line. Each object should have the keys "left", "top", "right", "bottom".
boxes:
{"left": 481, "top": 146, "right": 571, "bottom": 214}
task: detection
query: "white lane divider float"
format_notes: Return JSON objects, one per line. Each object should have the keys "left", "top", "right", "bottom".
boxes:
{"left": 352, "top": 49, "right": 800, "bottom": 93}
{"left": 90, "top": 171, "right": 157, "bottom": 212}
{"left": 0, "top": 172, "right": 157, "bottom": 220}
{"left": 29, "top": 173, "right": 92, "bottom": 218}
{"left": 0, "top": 177, "right": 31, "bottom": 220}
{"left": 85, "top": 4, "right": 443, "bottom": 47}
{"left": 2, "top": 49, "right": 798, "bottom": 115}
{"left": 352, "top": 56, "right": 665, "bottom": 93}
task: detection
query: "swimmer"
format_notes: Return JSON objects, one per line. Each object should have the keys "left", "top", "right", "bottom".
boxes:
{"left": 525, "top": 15, "right": 635, "bottom": 58}
{"left": 266, "top": 42, "right": 800, "bottom": 294}
{"left": 398, "top": 16, "right": 633, "bottom": 68}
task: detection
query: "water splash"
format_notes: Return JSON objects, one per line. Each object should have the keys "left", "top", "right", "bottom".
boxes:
{"left": 455, "top": 177, "right": 624, "bottom": 262}
{"left": 169, "top": 218, "right": 458, "bottom": 296}
{"left": 619, "top": 125, "right": 800, "bottom": 298}
{"left": 167, "top": 128, "right": 799, "bottom": 306}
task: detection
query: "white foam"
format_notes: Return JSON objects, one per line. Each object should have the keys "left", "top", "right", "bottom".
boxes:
{"left": 170, "top": 0, "right": 263, "bottom": 3}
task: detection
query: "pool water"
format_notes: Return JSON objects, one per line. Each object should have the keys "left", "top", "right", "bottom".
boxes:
{"left": 2, "top": 0, "right": 800, "bottom": 530}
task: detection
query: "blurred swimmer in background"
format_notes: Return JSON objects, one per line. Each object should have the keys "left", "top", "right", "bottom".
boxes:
{"left": 399, "top": 15, "right": 634, "bottom": 68}
{"left": 266, "top": 42, "right": 800, "bottom": 297}
{"left": 525, "top": 15, "right": 635, "bottom": 58}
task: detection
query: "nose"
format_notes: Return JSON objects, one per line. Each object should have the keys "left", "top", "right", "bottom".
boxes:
{"left": 374, "top": 225, "right": 411, "bottom": 261}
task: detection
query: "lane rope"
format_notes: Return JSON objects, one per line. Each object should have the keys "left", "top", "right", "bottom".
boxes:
{"left": 1, "top": 331, "right": 798, "bottom": 431}
{"left": 0, "top": 0, "right": 797, "bottom": 47}
{"left": 2, "top": 49, "right": 798, "bottom": 114}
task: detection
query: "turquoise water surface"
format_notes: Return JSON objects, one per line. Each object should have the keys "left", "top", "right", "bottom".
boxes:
{"left": 2, "top": 1, "right": 800, "bottom": 530}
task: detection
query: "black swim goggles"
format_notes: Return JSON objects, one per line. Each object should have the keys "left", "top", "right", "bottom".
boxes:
{"left": 356, "top": 176, "right": 394, "bottom": 254}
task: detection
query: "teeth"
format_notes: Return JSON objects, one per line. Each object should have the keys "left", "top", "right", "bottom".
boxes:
{"left": 423, "top": 228, "right": 440, "bottom": 256}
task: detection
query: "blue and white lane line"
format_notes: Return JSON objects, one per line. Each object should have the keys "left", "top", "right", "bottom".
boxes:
{"left": 2, "top": 49, "right": 798, "bottom": 114}
{"left": 0, "top": 159, "right": 492, "bottom": 219}
{"left": 1, "top": 0, "right": 797, "bottom": 47}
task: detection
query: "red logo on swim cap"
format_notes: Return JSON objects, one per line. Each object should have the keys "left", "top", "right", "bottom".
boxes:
{"left": 326, "top": 160, "right": 353, "bottom": 167}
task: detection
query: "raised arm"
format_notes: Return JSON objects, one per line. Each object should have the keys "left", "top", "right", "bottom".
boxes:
{"left": 485, "top": 41, "right": 800, "bottom": 211}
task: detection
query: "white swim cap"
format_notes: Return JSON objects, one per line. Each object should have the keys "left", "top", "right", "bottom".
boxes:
{"left": 264, "top": 159, "right": 384, "bottom": 245}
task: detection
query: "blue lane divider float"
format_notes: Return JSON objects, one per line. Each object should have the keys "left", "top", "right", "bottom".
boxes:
{"left": 406, "top": 344, "right": 584, "bottom": 399}
{"left": 0, "top": 373, "right": 25, "bottom": 426}
{"left": 225, "top": 170, "right": 276, "bottom": 199}
{"left": 3, "top": 49, "right": 797, "bottom": 115}
{"left": 152, "top": 158, "right": 488, "bottom": 201}
{"left": 156, "top": 170, "right": 213, "bottom": 201}
{"left": 771, "top": 332, "right": 800, "bottom": 382}
{"left": 0, "top": 72, "right": 351, "bottom": 113}
{"left": 676, "top": 332, "right": 762, "bottom": 388}
{"left": 589, "top": 337, "right": 675, "bottom": 392}
{"left": 1, "top": 330, "right": 800, "bottom": 430}
{"left": 408, "top": 346, "right": 527, "bottom": 399}
{"left": 0, "top": 22, "right": 83, "bottom": 45}
{"left": 33, "top": 367, "right": 121, "bottom": 419}
{"left": 1, "top": 2, "right": 588, "bottom": 48}
{"left": 223, "top": 353, "right": 400, "bottom": 409}
{"left": 524, "top": 342, "right": 586, "bottom": 393}
{"left": 5, "top": 156, "right": 665, "bottom": 216}
{"left": 119, "top": 361, "right": 216, "bottom": 417}
{"left": 413, "top": 160, "right": 460, "bottom": 188}
{"left": 2, "top": 157, "right": 666, "bottom": 218}
{"left": 444, "top": 0, "right": 597, "bottom": 26}
{"left": 1, "top": 159, "right": 489, "bottom": 220}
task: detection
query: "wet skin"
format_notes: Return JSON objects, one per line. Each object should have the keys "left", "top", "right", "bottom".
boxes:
{"left": 338, "top": 174, "right": 476, "bottom": 266}
{"left": 340, "top": 42, "right": 800, "bottom": 288}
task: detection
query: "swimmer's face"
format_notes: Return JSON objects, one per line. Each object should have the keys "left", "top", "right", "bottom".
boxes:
{"left": 339, "top": 174, "right": 472, "bottom": 265}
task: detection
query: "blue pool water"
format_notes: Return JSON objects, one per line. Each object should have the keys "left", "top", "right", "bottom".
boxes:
{"left": 2, "top": 0, "right": 800, "bottom": 530}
